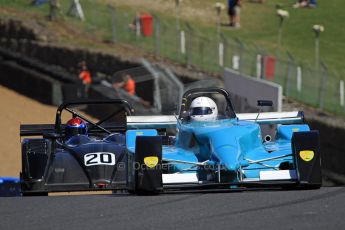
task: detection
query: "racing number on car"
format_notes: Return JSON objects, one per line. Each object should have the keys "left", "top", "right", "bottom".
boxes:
{"left": 84, "top": 152, "right": 116, "bottom": 166}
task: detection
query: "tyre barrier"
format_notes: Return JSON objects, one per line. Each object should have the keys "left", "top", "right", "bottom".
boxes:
{"left": 0, "top": 60, "right": 62, "bottom": 105}
{"left": 0, "top": 38, "right": 138, "bottom": 77}
{"left": 0, "top": 17, "right": 50, "bottom": 42}
{"left": 0, "top": 46, "right": 76, "bottom": 83}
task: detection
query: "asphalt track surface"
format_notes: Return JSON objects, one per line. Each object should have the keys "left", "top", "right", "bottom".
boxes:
{"left": 0, "top": 187, "right": 344, "bottom": 230}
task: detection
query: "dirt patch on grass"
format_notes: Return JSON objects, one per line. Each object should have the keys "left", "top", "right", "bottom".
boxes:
{"left": 0, "top": 85, "right": 56, "bottom": 177}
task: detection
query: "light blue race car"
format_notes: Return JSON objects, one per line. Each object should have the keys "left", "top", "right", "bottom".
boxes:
{"left": 126, "top": 88, "right": 322, "bottom": 193}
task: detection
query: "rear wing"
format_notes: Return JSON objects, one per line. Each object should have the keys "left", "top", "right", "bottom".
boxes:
{"left": 127, "top": 116, "right": 178, "bottom": 129}
{"left": 126, "top": 111, "right": 304, "bottom": 129}
{"left": 21, "top": 99, "right": 132, "bottom": 137}
{"left": 20, "top": 123, "right": 127, "bottom": 137}
{"left": 237, "top": 111, "right": 304, "bottom": 124}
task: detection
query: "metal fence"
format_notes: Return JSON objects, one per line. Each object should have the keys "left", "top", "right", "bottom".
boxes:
{"left": 1, "top": 0, "right": 344, "bottom": 116}
{"left": 105, "top": 6, "right": 344, "bottom": 116}
{"left": 97, "top": 4, "right": 345, "bottom": 116}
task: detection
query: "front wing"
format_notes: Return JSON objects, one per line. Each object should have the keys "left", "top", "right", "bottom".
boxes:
{"left": 131, "top": 131, "right": 321, "bottom": 193}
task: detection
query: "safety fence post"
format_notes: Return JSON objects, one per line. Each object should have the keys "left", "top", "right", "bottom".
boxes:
{"left": 219, "top": 33, "right": 227, "bottom": 69}
{"left": 297, "top": 66, "right": 302, "bottom": 93}
{"left": 179, "top": 30, "right": 186, "bottom": 56}
{"left": 253, "top": 44, "right": 267, "bottom": 79}
{"left": 234, "top": 37, "right": 244, "bottom": 74}
{"left": 340, "top": 80, "right": 344, "bottom": 107}
{"left": 185, "top": 22, "right": 193, "bottom": 67}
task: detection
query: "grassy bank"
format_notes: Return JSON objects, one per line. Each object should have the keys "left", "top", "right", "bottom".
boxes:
{"left": 0, "top": 0, "right": 344, "bottom": 115}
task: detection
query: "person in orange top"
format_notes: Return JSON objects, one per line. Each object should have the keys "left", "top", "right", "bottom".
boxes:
{"left": 79, "top": 63, "right": 92, "bottom": 85}
{"left": 123, "top": 75, "right": 136, "bottom": 95}
{"left": 113, "top": 73, "right": 151, "bottom": 107}
{"left": 114, "top": 74, "right": 136, "bottom": 95}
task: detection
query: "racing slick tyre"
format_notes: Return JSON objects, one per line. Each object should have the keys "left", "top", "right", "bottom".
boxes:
{"left": 134, "top": 136, "right": 163, "bottom": 195}
{"left": 292, "top": 131, "right": 322, "bottom": 189}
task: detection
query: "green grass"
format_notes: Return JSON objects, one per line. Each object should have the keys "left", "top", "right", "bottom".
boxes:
{"left": 2, "top": 0, "right": 343, "bottom": 74}
{"left": 101, "top": 0, "right": 345, "bottom": 116}
{"left": 102, "top": 0, "right": 345, "bottom": 77}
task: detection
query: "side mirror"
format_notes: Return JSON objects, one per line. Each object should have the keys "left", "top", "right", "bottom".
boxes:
{"left": 255, "top": 100, "right": 273, "bottom": 122}
{"left": 257, "top": 100, "right": 273, "bottom": 107}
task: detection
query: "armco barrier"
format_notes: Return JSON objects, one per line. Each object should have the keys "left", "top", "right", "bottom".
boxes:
{"left": 224, "top": 68, "right": 282, "bottom": 112}
{"left": 0, "top": 61, "right": 62, "bottom": 105}
{"left": 308, "top": 120, "right": 345, "bottom": 176}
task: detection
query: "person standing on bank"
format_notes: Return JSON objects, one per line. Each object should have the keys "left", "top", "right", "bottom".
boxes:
{"left": 49, "top": 0, "right": 61, "bottom": 21}
{"left": 78, "top": 61, "right": 92, "bottom": 94}
{"left": 227, "top": 0, "right": 241, "bottom": 28}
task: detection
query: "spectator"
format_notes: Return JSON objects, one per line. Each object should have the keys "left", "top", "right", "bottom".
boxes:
{"left": 227, "top": 0, "right": 241, "bottom": 28}
{"left": 78, "top": 61, "right": 92, "bottom": 93}
{"left": 293, "top": 0, "right": 317, "bottom": 8}
{"left": 293, "top": 0, "right": 307, "bottom": 8}
{"left": 114, "top": 73, "right": 136, "bottom": 95}
{"left": 113, "top": 73, "right": 151, "bottom": 107}
{"left": 49, "top": 0, "right": 61, "bottom": 21}
{"left": 31, "top": 0, "right": 49, "bottom": 6}
{"left": 309, "top": 0, "right": 317, "bottom": 8}
{"left": 128, "top": 12, "right": 143, "bottom": 37}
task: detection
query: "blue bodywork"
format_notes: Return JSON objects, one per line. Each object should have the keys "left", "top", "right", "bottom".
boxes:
{"left": 19, "top": 92, "right": 320, "bottom": 193}
{"left": 126, "top": 119, "right": 310, "bottom": 183}
{"left": 0, "top": 177, "right": 20, "bottom": 196}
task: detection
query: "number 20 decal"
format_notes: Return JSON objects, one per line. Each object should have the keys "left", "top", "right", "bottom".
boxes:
{"left": 84, "top": 152, "right": 116, "bottom": 166}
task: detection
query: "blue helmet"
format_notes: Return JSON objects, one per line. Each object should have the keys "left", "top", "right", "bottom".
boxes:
{"left": 65, "top": 117, "right": 87, "bottom": 139}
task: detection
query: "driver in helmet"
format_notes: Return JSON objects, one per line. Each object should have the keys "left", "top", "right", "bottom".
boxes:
{"left": 65, "top": 117, "right": 88, "bottom": 139}
{"left": 189, "top": 96, "right": 218, "bottom": 122}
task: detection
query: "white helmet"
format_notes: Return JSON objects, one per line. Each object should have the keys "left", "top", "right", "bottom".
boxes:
{"left": 189, "top": 97, "right": 218, "bottom": 122}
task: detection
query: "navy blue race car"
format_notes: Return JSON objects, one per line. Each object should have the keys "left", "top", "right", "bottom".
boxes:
{"left": 20, "top": 100, "right": 133, "bottom": 196}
